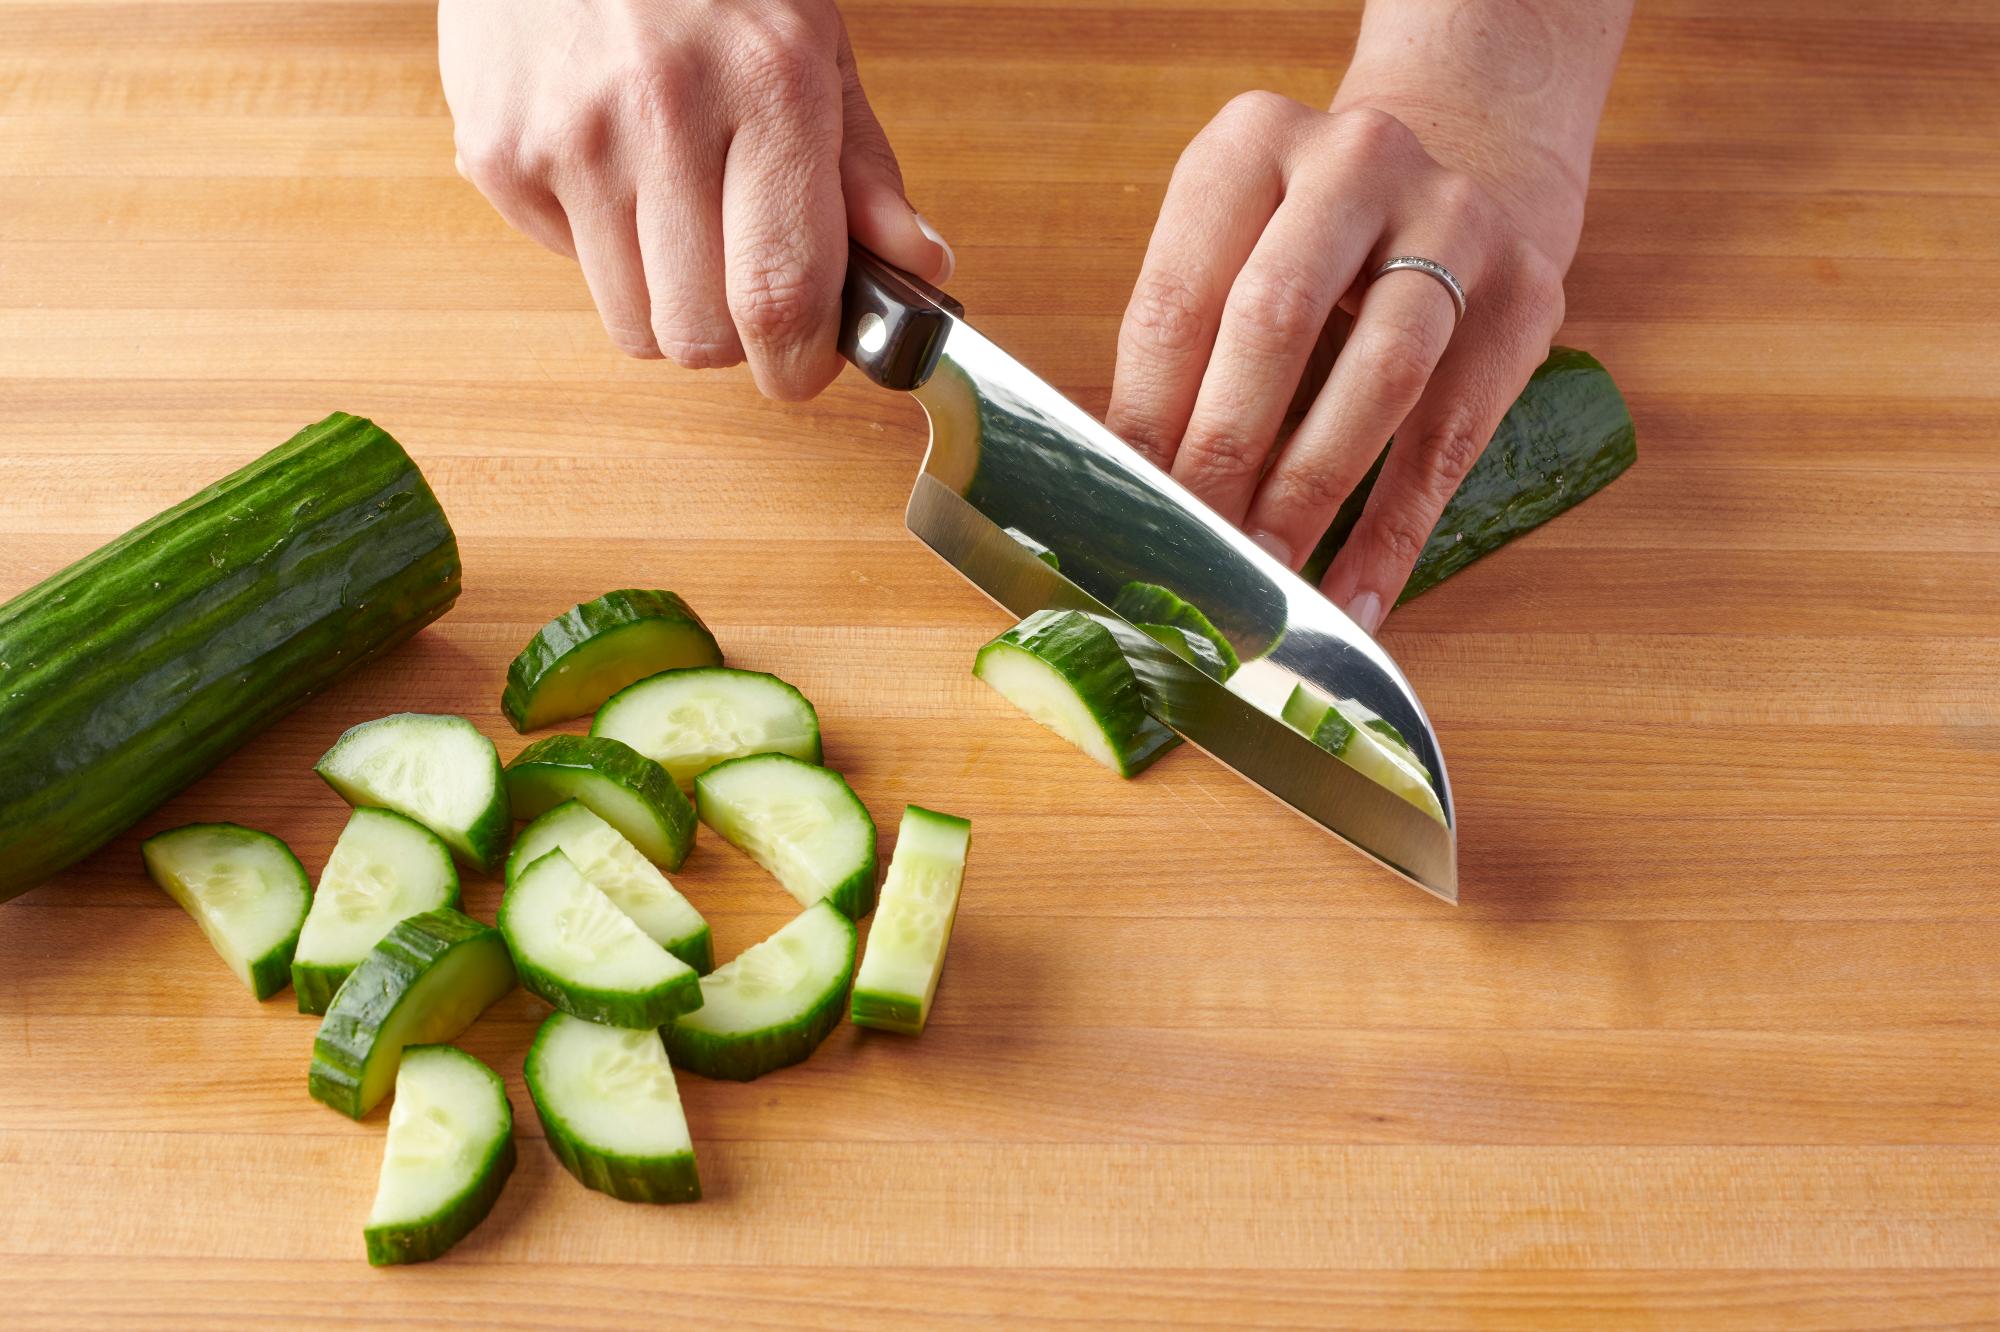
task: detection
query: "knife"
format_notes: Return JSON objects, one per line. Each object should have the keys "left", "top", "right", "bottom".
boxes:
{"left": 838, "top": 244, "right": 1457, "bottom": 902}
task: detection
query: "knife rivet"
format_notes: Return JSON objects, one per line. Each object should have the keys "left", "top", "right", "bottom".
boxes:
{"left": 856, "top": 311, "right": 888, "bottom": 356}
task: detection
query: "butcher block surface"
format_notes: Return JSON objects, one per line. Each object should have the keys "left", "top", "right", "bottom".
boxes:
{"left": 2, "top": 1, "right": 1998, "bottom": 1326}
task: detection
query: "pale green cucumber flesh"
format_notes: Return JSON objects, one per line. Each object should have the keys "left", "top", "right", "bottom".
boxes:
{"left": 316, "top": 713, "right": 510, "bottom": 872}
{"left": 293, "top": 806, "right": 461, "bottom": 1015}
{"left": 504, "top": 734, "right": 694, "bottom": 871}
{"left": 141, "top": 823, "right": 309, "bottom": 1001}
{"left": 1280, "top": 684, "right": 1446, "bottom": 824}
{"left": 508, "top": 800, "right": 711, "bottom": 972}
{"left": 364, "top": 1045, "right": 516, "bottom": 1266}
{"left": 694, "top": 753, "right": 878, "bottom": 919}
{"left": 1002, "top": 526, "right": 1060, "bottom": 569}
{"left": 851, "top": 805, "right": 971, "bottom": 1036}
{"left": 500, "top": 849, "right": 701, "bottom": 1028}
{"left": 308, "top": 908, "right": 517, "bottom": 1120}
{"left": 526, "top": 1013, "right": 701, "bottom": 1204}
{"left": 502, "top": 590, "right": 721, "bottom": 733}
{"left": 974, "top": 609, "right": 1179, "bottom": 778}
{"left": 592, "top": 667, "right": 822, "bottom": 793}
{"left": 665, "top": 900, "right": 857, "bottom": 1082}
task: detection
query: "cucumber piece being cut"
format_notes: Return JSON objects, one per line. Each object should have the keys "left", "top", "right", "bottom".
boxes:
{"left": 526, "top": 1013, "right": 701, "bottom": 1204}
{"left": 694, "top": 753, "right": 878, "bottom": 919}
{"left": 1137, "top": 621, "right": 1231, "bottom": 680}
{"left": 316, "top": 713, "right": 509, "bottom": 873}
{"left": 292, "top": 807, "right": 461, "bottom": 1016}
{"left": 508, "top": 800, "right": 711, "bottom": 973}
{"left": 140, "top": 823, "right": 309, "bottom": 1001}
{"left": 309, "top": 907, "right": 516, "bottom": 1120}
{"left": 504, "top": 735, "right": 694, "bottom": 871}
{"left": 592, "top": 667, "right": 822, "bottom": 793}
{"left": 1111, "top": 583, "right": 1241, "bottom": 678}
{"left": 1002, "top": 526, "right": 1060, "bottom": 570}
{"left": 1281, "top": 683, "right": 1445, "bottom": 824}
{"left": 364, "top": 1045, "right": 516, "bottom": 1266}
{"left": 973, "top": 609, "right": 1180, "bottom": 778}
{"left": 851, "top": 806, "right": 972, "bottom": 1036}
{"left": 664, "top": 900, "right": 856, "bottom": 1081}
{"left": 500, "top": 850, "right": 702, "bottom": 1028}
{"left": 502, "top": 589, "right": 722, "bottom": 734}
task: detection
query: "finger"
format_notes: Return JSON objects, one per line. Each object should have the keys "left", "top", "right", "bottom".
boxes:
{"left": 1240, "top": 244, "right": 1475, "bottom": 566}
{"left": 457, "top": 147, "right": 576, "bottom": 260}
{"left": 836, "top": 28, "right": 952, "bottom": 283}
{"left": 560, "top": 191, "right": 659, "bottom": 358}
{"left": 1168, "top": 193, "right": 1385, "bottom": 528}
{"left": 721, "top": 47, "right": 847, "bottom": 400}
{"left": 635, "top": 139, "right": 742, "bottom": 370}
{"left": 1105, "top": 92, "right": 1290, "bottom": 470}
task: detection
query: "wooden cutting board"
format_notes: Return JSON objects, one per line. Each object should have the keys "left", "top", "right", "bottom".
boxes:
{"left": 2, "top": 1, "right": 1997, "bottom": 1326}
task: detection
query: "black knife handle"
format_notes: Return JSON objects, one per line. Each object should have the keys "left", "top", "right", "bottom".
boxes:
{"left": 839, "top": 242, "right": 963, "bottom": 393}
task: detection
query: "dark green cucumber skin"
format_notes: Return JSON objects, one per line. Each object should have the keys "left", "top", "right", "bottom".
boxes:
{"left": 674, "top": 925, "right": 715, "bottom": 976}
{"left": 694, "top": 753, "right": 879, "bottom": 919}
{"left": 363, "top": 1049, "right": 517, "bottom": 1267}
{"left": 505, "top": 734, "right": 696, "bottom": 871}
{"left": 292, "top": 962, "right": 352, "bottom": 1017}
{"left": 525, "top": 1021, "right": 702, "bottom": 1204}
{"left": 0, "top": 413, "right": 460, "bottom": 905}
{"left": 308, "top": 908, "right": 515, "bottom": 1120}
{"left": 1301, "top": 347, "right": 1636, "bottom": 597}
{"left": 849, "top": 989, "right": 924, "bottom": 1035}
{"left": 508, "top": 941, "right": 704, "bottom": 1030}
{"left": 1110, "top": 584, "right": 1241, "bottom": 677}
{"left": 501, "top": 589, "right": 722, "bottom": 733}
{"left": 977, "top": 609, "right": 1180, "bottom": 778}
{"left": 664, "top": 912, "right": 857, "bottom": 1082}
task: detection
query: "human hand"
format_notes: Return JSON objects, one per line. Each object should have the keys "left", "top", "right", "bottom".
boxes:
{"left": 439, "top": 0, "right": 952, "bottom": 400}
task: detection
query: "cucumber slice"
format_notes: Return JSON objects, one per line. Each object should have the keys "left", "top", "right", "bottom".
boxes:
{"left": 1111, "top": 582, "right": 1240, "bottom": 678}
{"left": 508, "top": 800, "right": 711, "bottom": 973}
{"left": 499, "top": 850, "right": 702, "bottom": 1028}
{"left": 504, "top": 735, "right": 694, "bottom": 872}
{"left": 973, "top": 609, "right": 1181, "bottom": 778}
{"left": 525, "top": 1013, "right": 701, "bottom": 1204}
{"left": 851, "top": 805, "right": 971, "bottom": 1036}
{"left": 1137, "top": 621, "right": 1231, "bottom": 679}
{"left": 694, "top": 753, "right": 878, "bottom": 919}
{"left": 292, "top": 807, "right": 461, "bottom": 1015}
{"left": 316, "top": 714, "right": 510, "bottom": 873}
{"left": 1281, "top": 683, "right": 1446, "bottom": 824}
{"left": 1002, "top": 526, "right": 1060, "bottom": 570}
{"left": 664, "top": 900, "right": 856, "bottom": 1081}
{"left": 502, "top": 589, "right": 722, "bottom": 733}
{"left": 140, "top": 823, "right": 309, "bottom": 1001}
{"left": 591, "top": 667, "right": 822, "bottom": 793}
{"left": 309, "top": 907, "right": 516, "bottom": 1120}
{"left": 364, "top": 1045, "right": 516, "bottom": 1266}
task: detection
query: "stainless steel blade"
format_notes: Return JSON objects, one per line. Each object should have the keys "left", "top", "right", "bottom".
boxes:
{"left": 904, "top": 317, "right": 1458, "bottom": 901}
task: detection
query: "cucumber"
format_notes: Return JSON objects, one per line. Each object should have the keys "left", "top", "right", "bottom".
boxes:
{"left": 1301, "top": 347, "right": 1637, "bottom": 597}
{"left": 316, "top": 713, "right": 509, "bottom": 873}
{"left": 499, "top": 849, "right": 702, "bottom": 1028}
{"left": 309, "top": 907, "right": 516, "bottom": 1120}
{"left": 591, "top": 667, "right": 822, "bottom": 793}
{"left": 973, "top": 609, "right": 1180, "bottom": 778}
{"left": 1003, "top": 526, "right": 1060, "bottom": 570}
{"left": 1137, "top": 621, "right": 1231, "bottom": 680}
{"left": 1111, "top": 583, "right": 1241, "bottom": 678}
{"left": 851, "top": 806, "right": 972, "bottom": 1036}
{"left": 140, "top": 823, "right": 309, "bottom": 1001}
{"left": 503, "top": 735, "right": 695, "bottom": 872}
{"left": 664, "top": 900, "right": 856, "bottom": 1081}
{"left": 694, "top": 753, "right": 878, "bottom": 920}
{"left": 502, "top": 589, "right": 722, "bottom": 734}
{"left": 525, "top": 1013, "right": 701, "bottom": 1204}
{"left": 508, "top": 800, "right": 711, "bottom": 973}
{"left": 1281, "top": 683, "right": 1446, "bottom": 824}
{"left": 364, "top": 1045, "right": 516, "bottom": 1266}
{"left": 292, "top": 807, "right": 461, "bottom": 1016}
{"left": 0, "top": 412, "right": 459, "bottom": 906}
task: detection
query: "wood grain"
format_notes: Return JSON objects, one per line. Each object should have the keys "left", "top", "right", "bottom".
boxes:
{"left": 1, "top": 0, "right": 1997, "bottom": 1326}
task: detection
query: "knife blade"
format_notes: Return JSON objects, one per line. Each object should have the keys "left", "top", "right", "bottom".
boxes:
{"left": 839, "top": 245, "right": 1456, "bottom": 901}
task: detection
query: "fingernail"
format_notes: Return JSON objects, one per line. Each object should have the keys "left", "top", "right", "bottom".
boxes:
{"left": 913, "top": 212, "right": 955, "bottom": 284}
{"left": 1347, "top": 590, "right": 1384, "bottom": 635}
{"left": 1248, "top": 530, "right": 1293, "bottom": 568}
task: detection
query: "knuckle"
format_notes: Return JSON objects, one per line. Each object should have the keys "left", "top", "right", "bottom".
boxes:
{"left": 1414, "top": 411, "right": 1489, "bottom": 499}
{"left": 1122, "top": 268, "right": 1211, "bottom": 357}
{"left": 656, "top": 334, "right": 743, "bottom": 371}
{"left": 622, "top": 56, "right": 700, "bottom": 128}
{"left": 1226, "top": 264, "right": 1327, "bottom": 348}
{"left": 1264, "top": 462, "right": 1353, "bottom": 524}
{"left": 733, "top": 24, "right": 824, "bottom": 106}
{"left": 1373, "top": 505, "right": 1434, "bottom": 569}
{"left": 731, "top": 244, "right": 822, "bottom": 344}
{"left": 1354, "top": 327, "right": 1436, "bottom": 405}
{"left": 602, "top": 316, "right": 663, "bottom": 359}
{"left": 1430, "top": 171, "right": 1490, "bottom": 234}
{"left": 1176, "top": 428, "right": 1266, "bottom": 493}
{"left": 1333, "top": 104, "right": 1416, "bottom": 162}
{"left": 457, "top": 139, "right": 529, "bottom": 195}
{"left": 1213, "top": 89, "right": 1298, "bottom": 140}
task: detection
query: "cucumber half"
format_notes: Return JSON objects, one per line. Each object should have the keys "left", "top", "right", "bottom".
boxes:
{"left": 502, "top": 589, "right": 722, "bottom": 734}
{"left": 665, "top": 899, "right": 857, "bottom": 1081}
{"left": 526, "top": 1013, "right": 701, "bottom": 1204}
{"left": 508, "top": 800, "right": 711, "bottom": 973}
{"left": 695, "top": 753, "right": 878, "bottom": 919}
{"left": 364, "top": 1045, "right": 516, "bottom": 1266}
{"left": 316, "top": 713, "right": 510, "bottom": 872}
{"left": 851, "top": 805, "right": 972, "bottom": 1036}
{"left": 140, "top": 823, "right": 309, "bottom": 1001}
{"left": 1112, "top": 582, "right": 1241, "bottom": 678}
{"left": 500, "top": 849, "right": 702, "bottom": 1029}
{"left": 592, "top": 667, "right": 822, "bottom": 793}
{"left": 309, "top": 907, "right": 516, "bottom": 1120}
{"left": 504, "top": 735, "right": 694, "bottom": 871}
{"left": 293, "top": 807, "right": 461, "bottom": 1015}
{"left": 1281, "top": 683, "right": 1446, "bottom": 824}
{"left": 973, "top": 609, "right": 1180, "bottom": 778}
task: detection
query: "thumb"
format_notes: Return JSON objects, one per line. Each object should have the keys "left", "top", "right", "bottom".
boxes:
{"left": 836, "top": 33, "right": 954, "bottom": 285}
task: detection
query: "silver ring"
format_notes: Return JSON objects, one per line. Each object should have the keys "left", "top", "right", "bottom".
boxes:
{"left": 1371, "top": 256, "right": 1467, "bottom": 324}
